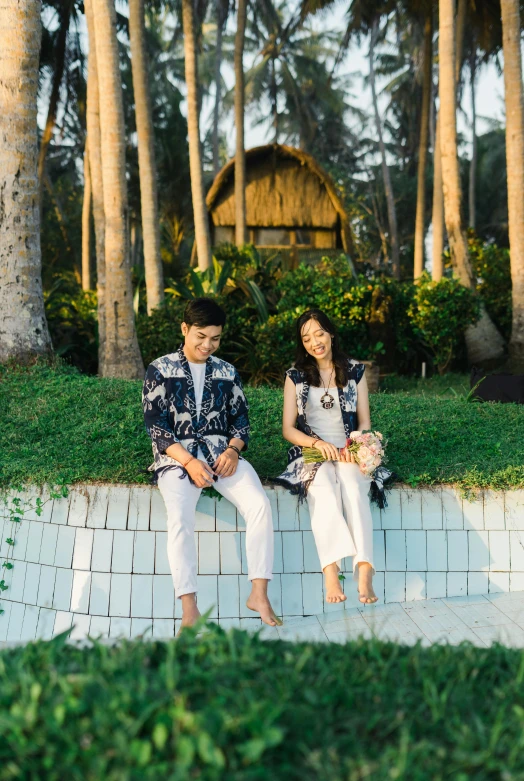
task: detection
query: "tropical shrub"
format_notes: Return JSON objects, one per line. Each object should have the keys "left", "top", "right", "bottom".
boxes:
{"left": 44, "top": 272, "right": 98, "bottom": 375}
{"left": 468, "top": 233, "right": 512, "bottom": 340}
{"left": 136, "top": 297, "right": 188, "bottom": 367}
{"left": 408, "top": 275, "right": 480, "bottom": 374}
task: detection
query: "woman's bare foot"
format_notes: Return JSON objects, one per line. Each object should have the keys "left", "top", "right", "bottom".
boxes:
{"left": 179, "top": 593, "right": 201, "bottom": 633}
{"left": 246, "top": 579, "right": 282, "bottom": 626}
{"left": 324, "top": 562, "right": 347, "bottom": 603}
{"left": 357, "top": 562, "right": 378, "bottom": 604}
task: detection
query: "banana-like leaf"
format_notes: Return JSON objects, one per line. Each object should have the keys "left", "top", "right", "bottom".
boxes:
{"left": 189, "top": 268, "right": 206, "bottom": 298}
{"left": 165, "top": 284, "right": 195, "bottom": 300}
{"left": 236, "top": 279, "right": 269, "bottom": 323}
{"left": 217, "top": 260, "right": 233, "bottom": 294}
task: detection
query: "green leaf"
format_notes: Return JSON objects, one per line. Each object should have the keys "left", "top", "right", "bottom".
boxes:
{"left": 216, "top": 259, "right": 233, "bottom": 294}
{"left": 188, "top": 269, "right": 205, "bottom": 298}
{"left": 2, "top": 562, "right": 13, "bottom": 570}
{"left": 237, "top": 279, "right": 269, "bottom": 323}
{"left": 197, "top": 732, "right": 225, "bottom": 768}
{"left": 152, "top": 723, "right": 169, "bottom": 750}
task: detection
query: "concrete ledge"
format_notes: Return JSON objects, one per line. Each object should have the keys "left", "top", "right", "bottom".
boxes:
{"left": 0, "top": 484, "right": 523, "bottom": 643}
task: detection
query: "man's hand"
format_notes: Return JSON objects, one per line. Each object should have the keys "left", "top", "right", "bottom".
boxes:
{"left": 185, "top": 458, "right": 216, "bottom": 488}
{"left": 213, "top": 447, "right": 239, "bottom": 478}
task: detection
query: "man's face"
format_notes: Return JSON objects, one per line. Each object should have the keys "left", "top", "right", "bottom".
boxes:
{"left": 181, "top": 322, "right": 223, "bottom": 363}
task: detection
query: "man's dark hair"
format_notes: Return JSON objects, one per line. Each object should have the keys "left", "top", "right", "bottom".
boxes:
{"left": 183, "top": 297, "right": 226, "bottom": 329}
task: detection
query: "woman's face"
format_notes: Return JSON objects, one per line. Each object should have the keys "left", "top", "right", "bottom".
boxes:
{"left": 300, "top": 318, "right": 333, "bottom": 361}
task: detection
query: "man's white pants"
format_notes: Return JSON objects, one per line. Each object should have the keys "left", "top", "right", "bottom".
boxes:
{"left": 158, "top": 457, "right": 273, "bottom": 597}
{"left": 306, "top": 461, "right": 375, "bottom": 580}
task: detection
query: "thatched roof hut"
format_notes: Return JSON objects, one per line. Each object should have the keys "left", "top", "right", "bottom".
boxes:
{"left": 206, "top": 144, "right": 353, "bottom": 257}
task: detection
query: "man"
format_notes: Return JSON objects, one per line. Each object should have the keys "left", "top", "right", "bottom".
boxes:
{"left": 143, "top": 297, "right": 279, "bottom": 628}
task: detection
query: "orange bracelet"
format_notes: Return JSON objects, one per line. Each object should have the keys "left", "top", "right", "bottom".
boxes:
{"left": 181, "top": 455, "right": 194, "bottom": 468}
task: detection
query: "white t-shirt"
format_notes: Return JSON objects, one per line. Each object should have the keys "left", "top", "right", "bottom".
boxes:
{"left": 188, "top": 361, "right": 206, "bottom": 419}
{"left": 305, "top": 386, "right": 346, "bottom": 447}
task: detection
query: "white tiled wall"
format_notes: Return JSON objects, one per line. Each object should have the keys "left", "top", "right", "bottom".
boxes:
{"left": 0, "top": 484, "right": 523, "bottom": 642}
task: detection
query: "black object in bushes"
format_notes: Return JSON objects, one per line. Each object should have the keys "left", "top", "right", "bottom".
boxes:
{"left": 470, "top": 367, "right": 524, "bottom": 403}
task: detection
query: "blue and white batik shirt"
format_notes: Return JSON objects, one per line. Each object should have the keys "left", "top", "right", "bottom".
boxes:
{"left": 142, "top": 346, "right": 250, "bottom": 482}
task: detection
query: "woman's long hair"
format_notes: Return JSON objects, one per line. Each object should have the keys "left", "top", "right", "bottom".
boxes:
{"left": 294, "top": 309, "right": 349, "bottom": 387}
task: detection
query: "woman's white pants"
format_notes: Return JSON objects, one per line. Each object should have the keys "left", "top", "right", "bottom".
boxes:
{"left": 158, "top": 458, "right": 273, "bottom": 598}
{"left": 306, "top": 461, "right": 375, "bottom": 580}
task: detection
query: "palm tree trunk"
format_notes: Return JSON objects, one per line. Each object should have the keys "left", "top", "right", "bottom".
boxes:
{"left": 439, "top": 0, "right": 472, "bottom": 286}
{"left": 432, "top": 0, "right": 466, "bottom": 279}
{"left": 439, "top": 0, "right": 505, "bottom": 365}
{"left": 182, "top": 0, "right": 212, "bottom": 271}
{"left": 370, "top": 19, "right": 400, "bottom": 279}
{"left": 85, "top": 0, "right": 106, "bottom": 370}
{"left": 91, "top": 0, "right": 144, "bottom": 378}
{"left": 455, "top": 0, "right": 467, "bottom": 83}
{"left": 271, "top": 57, "right": 279, "bottom": 143}
{"left": 37, "top": 2, "right": 71, "bottom": 191}
{"left": 0, "top": 0, "right": 52, "bottom": 362}
{"left": 234, "top": 0, "right": 247, "bottom": 246}
{"left": 432, "top": 112, "right": 445, "bottom": 280}
{"left": 82, "top": 139, "right": 92, "bottom": 290}
{"left": 468, "top": 52, "right": 477, "bottom": 230}
{"left": 212, "top": 0, "right": 225, "bottom": 177}
{"left": 501, "top": 0, "right": 524, "bottom": 371}
{"left": 414, "top": 12, "right": 432, "bottom": 280}
{"left": 129, "top": 0, "right": 164, "bottom": 314}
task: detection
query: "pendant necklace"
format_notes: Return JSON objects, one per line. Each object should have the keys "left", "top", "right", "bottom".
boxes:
{"left": 320, "top": 366, "right": 335, "bottom": 410}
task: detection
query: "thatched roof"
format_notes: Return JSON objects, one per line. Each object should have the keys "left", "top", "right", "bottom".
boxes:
{"left": 206, "top": 144, "right": 353, "bottom": 253}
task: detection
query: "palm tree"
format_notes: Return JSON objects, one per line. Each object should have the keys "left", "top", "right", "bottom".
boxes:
{"left": 432, "top": 0, "right": 466, "bottom": 279}
{"left": 501, "top": 0, "right": 524, "bottom": 371}
{"left": 439, "top": 0, "right": 504, "bottom": 365}
{"left": 81, "top": 138, "right": 92, "bottom": 290}
{"left": 0, "top": 0, "right": 53, "bottom": 362}
{"left": 91, "top": 0, "right": 144, "bottom": 378}
{"left": 182, "top": 0, "right": 212, "bottom": 271}
{"left": 431, "top": 111, "right": 444, "bottom": 280}
{"left": 243, "top": 0, "right": 360, "bottom": 172}
{"left": 369, "top": 17, "right": 400, "bottom": 279}
{"left": 85, "top": 0, "right": 106, "bottom": 367}
{"left": 129, "top": 0, "right": 164, "bottom": 313}
{"left": 468, "top": 50, "right": 477, "bottom": 230}
{"left": 413, "top": 9, "right": 432, "bottom": 279}
{"left": 212, "top": 0, "right": 230, "bottom": 176}
{"left": 437, "top": 0, "right": 470, "bottom": 276}
{"left": 234, "top": 0, "right": 248, "bottom": 245}
{"left": 38, "top": 0, "right": 78, "bottom": 189}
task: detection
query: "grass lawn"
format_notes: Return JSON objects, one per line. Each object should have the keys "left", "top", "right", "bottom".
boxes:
{"left": 1, "top": 362, "right": 523, "bottom": 491}
{"left": 1, "top": 625, "right": 524, "bottom": 779}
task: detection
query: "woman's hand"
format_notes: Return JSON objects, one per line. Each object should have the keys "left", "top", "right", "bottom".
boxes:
{"left": 213, "top": 447, "right": 239, "bottom": 478}
{"left": 185, "top": 458, "right": 216, "bottom": 488}
{"left": 313, "top": 440, "right": 340, "bottom": 461}
{"left": 339, "top": 447, "right": 356, "bottom": 464}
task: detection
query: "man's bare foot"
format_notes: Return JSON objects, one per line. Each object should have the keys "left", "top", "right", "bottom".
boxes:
{"left": 178, "top": 594, "right": 201, "bottom": 633}
{"left": 324, "top": 562, "right": 347, "bottom": 604}
{"left": 357, "top": 562, "right": 378, "bottom": 604}
{"left": 246, "top": 579, "right": 282, "bottom": 626}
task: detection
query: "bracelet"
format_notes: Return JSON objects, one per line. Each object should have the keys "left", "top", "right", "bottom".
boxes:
{"left": 226, "top": 444, "right": 241, "bottom": 456}
{"left": 181, "top": 455, "right": 195, "bottom": 468}
{"left": 311, "top": 438, "right": 322, "bottom": 448}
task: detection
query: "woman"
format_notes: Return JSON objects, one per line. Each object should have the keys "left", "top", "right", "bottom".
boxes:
{"left": 278, "top": 309, "right": 387, "bottom": 605}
